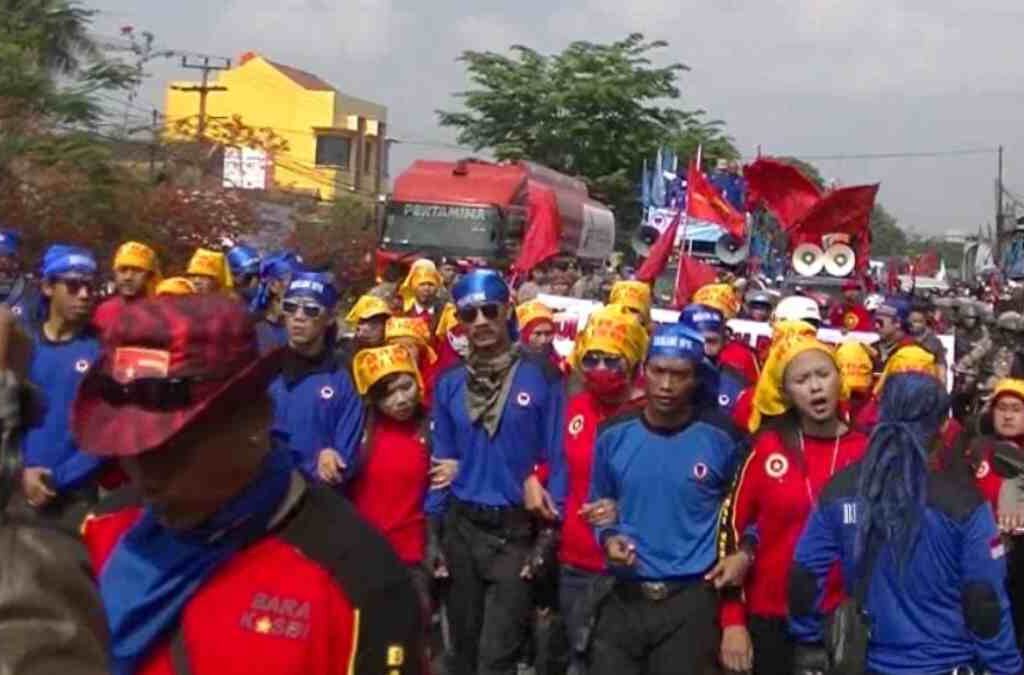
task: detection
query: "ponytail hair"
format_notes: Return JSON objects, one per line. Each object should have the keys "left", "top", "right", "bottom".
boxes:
{"left": 855, "top": 372, "right": 950, "bottom": 574}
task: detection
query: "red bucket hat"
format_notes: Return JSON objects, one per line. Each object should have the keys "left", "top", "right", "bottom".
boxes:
{"left": 72, "top": 294, "right": 282, "bottom": 457}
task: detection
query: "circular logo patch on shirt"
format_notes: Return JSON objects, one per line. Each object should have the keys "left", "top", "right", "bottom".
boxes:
{"left": 11, "top": 305, "right": 21, "bottom": 316}
{"left": 693, "top": 462, "right": 709, "bottom": 480}
{"left": 718, "top": 393, "right": 731, "bottom": 407}
{"left": 765, "top": 453, "right": 789, "bottom": 479}
{"left": 74, "top": 359, "right": 90, "bottom": 374}
{"left": 844, "top": 312, "right": 859, "bottom": 331}
{"left": 976, "top": 460, "right": 991, "bottom": 479}
{"left": 568, "top": 414, "right": 585, "bottom": 437}
{"left": 320, "top": 386, "right": 335, "bottom": 400}
{"left": 517, "top": 392, "right": 532, "bottom": 407}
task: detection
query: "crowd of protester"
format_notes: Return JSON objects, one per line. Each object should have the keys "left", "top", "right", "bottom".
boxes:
{"left": 1, "top": 231, "right": 1024, "bottom": 675}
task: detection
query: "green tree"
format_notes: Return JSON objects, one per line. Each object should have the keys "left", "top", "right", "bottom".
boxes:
{"left": 437, "top": 33, "right": 735, "bottom": 224}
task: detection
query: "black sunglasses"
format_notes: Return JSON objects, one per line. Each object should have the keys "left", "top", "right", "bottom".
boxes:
{"left": 457, "top": 303, "right": 501, "bottom": 323}
{"left": 282, "top": 300, "right": 325, "bottom": 319}
{"left": 581, "top": 353, "right": 626, "bottom": 370}
{"left": 56, "top": 278, "right": 96, "bottom": 295}
{"left": 90, "top": 374, "right": 196, "bottom": 409}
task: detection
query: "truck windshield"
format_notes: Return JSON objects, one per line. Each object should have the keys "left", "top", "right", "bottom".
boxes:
{"left": 382, "top": 202, "right": 499, "bottom": 255}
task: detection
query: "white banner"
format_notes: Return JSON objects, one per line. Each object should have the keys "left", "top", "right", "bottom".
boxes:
{"left": 538, "top": 293, "right": 955, "bottom": 390}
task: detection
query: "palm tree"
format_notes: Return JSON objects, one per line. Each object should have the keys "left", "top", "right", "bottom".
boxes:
{"left": 0, "top": 0, "right": 98, "bottom": 76}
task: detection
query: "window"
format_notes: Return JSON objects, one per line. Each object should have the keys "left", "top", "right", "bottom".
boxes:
{"left": 315, "top": 135, "right": 351, "bottom": 168}
{"left": 364, "top": 141, "right": 374, "bottom": 174}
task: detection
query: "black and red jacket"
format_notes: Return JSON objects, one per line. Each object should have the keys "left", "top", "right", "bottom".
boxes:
{"left": 83, "top": 483, "right": 425, "bottom": 675}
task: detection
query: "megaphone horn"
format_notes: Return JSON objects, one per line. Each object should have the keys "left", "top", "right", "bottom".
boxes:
{"left": 631, "top": 225, "right": 663, "bottom": 257}
{"left": 823, "top": 243, "right": 856, "bottom": 277}
{"left": 792, "top": 243, "right": 826, "bottom": 277}
{"left": 715, "top": 234, "right": 750, "bottom": 266}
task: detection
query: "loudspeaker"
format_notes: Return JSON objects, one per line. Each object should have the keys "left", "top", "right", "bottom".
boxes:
{"left": 792, "top": 243, "right": 825, "bottom": 277}
{"left": 715, "top": 234, "right": 749, "bottom": 265}
{"left": 631, "top": 225, "right": 662, "bottom": 257}
{"left": 823, "top": 243, "right": 856, "bottom": 277}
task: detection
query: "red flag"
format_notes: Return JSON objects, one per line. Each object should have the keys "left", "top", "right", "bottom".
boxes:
{"left": 512, "top": 181, "right": 561, "bottom": 275}
{"left": 673, "top": 254, "right": 718, "bottom": 308}
{"left": 686, "top": 161, "right": 746, "bottom": 239}
{"left": 910, "top": 251, "right": 939, "bottom": 277}
{"left": 743, "top": 158, "right": 822, "bottom": 229}
{"left": 634, "top": 210, "right": 682, "bottom": 283}
{"left": 885, "top": 257, "right": 901, "bottom": 293}
{"left": 792, "top": 184, "right": 878, "bottom": 272}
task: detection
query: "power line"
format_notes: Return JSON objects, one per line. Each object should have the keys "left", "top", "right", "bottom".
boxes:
{"left": 764, "top": 147, "right": 1000, "bottom": 162}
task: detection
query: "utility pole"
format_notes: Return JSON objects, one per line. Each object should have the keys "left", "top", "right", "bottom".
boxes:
{"left": 996, "top": 145, "right": 1004, "bottom": 263}
{"left": 149, "top": 108, "right": 159, "bottom": 181}
{"left": 171, "top": 54, "right": 230, "bottom": 176}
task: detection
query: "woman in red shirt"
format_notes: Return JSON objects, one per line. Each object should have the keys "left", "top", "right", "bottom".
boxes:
{"left": 549, "top": 303, "right": 648, "bottom": 672}
{"left": 717, "top": 332, "right": 869, "bottom": 674}
{"left": 331, "top": 345, "right": 452, "bottom": 613}
{"left": 385, "top": 316, "right": 440, "bottom": 408}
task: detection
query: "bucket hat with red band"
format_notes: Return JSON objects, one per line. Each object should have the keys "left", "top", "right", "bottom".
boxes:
{"left": 72, "top": 294, "right": 282, "bottom": 458}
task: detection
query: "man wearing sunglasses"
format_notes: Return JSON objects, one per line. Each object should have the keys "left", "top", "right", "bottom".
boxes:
{"left": 75, "top": 294, "right": 423, "bottom": 675}
{"left": 269, "top": 272, "right": 364, "bottom": 486}
{"left": 16, "top": 245, "right": 104, "bottom": 525}
{"left": 874, "top": 296, "right": 918, "bottom": 367}
{"left": 251, "top": 251, "right": 304, "bottom": 355}
{"left": 431, "top": 269, "right": 567, "bottom": 675}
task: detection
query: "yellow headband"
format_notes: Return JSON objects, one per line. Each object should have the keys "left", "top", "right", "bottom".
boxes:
{"left": 352, "top": 344, "right": 423, "bottom": 396}
{"left": 750, "top": 330, "right": 845, "bottom": 432}
{"left": 114, "top": 241, "right": 159, "bottom": 273}
{"left": 386, "top": 316, "right": 438, "bottom": 364}
{"left": 609, "top": 281, "right": 652, "bottom": 316}
{"left": 399, "top": 259, "right": 443, "bottom": 311}
{"left": 571, "top": 303, "right": 649, "bottom": 370}
{"left": 693, "top": 283, "right": 740, "bottom": 319}
{"left": 994, "top": 379, "right": 1024, "bottom": 404}
{"left": 186, "top": 248, "right": 233, "bottom": 291}
{"left": 516, "top": 300, "right": 555, "bottom": 332}
{"left": 874, "top": 345, "right": 939, "bottom": 395}
{"left": 155, "top": 277, "right": 196, "bottom": 296}
{"left": 835, "top": 340, "right": 875, "bottom": 394}
{"left": 434, "top": 302, "right": 459, "bottom": 338}
{"left": 346, "top": 295, "right": 392, "bottom": 324}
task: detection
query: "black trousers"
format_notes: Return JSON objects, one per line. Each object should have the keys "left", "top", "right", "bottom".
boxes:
{"left": 747, "top": 615, "right": 795, "bottom": 675}
{"left": 588, "top": 581, "right": 720, "bottom": 675}
{"left": 442, "top": 503, "right": 535, "bottom": 675}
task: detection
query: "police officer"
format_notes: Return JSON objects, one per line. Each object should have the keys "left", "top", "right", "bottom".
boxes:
{"left": 954, "top": 301, "right": 988, "bottom": 363}
{"left": 430, "top": 269, "right": 566, "bottom": 675}
{"left": 269, "top": 272, "right": 364, "bottom": 484}
{"left": 587, "top": 323, "right": 747, "bottom": 675}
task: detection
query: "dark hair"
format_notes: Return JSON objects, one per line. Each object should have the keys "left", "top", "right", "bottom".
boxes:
{"left": 910, "top": 298, "right": 933, "bottom": 316}
{"left": 855, "top": 372, "right": 950, "bottom": 575}
{"left": 382, "top": 262, "right": 405, "bottom": 284}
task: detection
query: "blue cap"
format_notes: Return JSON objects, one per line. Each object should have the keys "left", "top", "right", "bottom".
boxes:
{"left": 452, "top": 269, "right": 510, "bottom": 310}
{"left": 284, "top": 271, "right": 339, "bottom": 308}
{"left": 226, "top": 244, "right": 261, "bottom": 278}
{"left": 0, "top": 230, "right": 21, "bottom": 257}
{"left": 648, "top": 323, "right": 707, "bottom": 364}
{"left": 260, "top": 251, "right": 304, "bottom": 281}
{"left": 41, "top": 245, "right": 97, "bottom": 279}
{"left": 679, "top": 304, "right": 724, "bottom": 334}
{"left": 877, "top": 296, "right": 912, "bottom": 323}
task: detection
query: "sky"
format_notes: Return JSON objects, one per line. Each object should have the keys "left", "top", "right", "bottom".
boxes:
{"left": 91, "top": 0, "right": 1024, "bottom": 237}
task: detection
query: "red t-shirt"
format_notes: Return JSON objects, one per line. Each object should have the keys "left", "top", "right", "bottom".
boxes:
{"left": 82, "top": 487, "right": 424, "bottom": 675}
{"left": 559, "top": 390, "right": 626, "bottom": 573}
{"left": 92, "top": 295, "right": 128, "bottom": 340}
{"left": 828, "top": 303, "right": 873, "bottom": 331}
{"left": 719, "top": 340, "right": 759, "bottom": 386}
{"left": 721, "top": 428, "right": 869, "bottom": 626}
{"left": 346, "top": 416, "right": 430, "bottom": 565}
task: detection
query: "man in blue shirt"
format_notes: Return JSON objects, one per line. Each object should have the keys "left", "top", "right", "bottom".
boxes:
{"left": 431, "top": 269, "right": 566, "bottom": 675}
{"left": 679, "top": 303, "right": 745, "bottom": 413}
{"left": 588, "top": 323, "right": 746, "bottom": 675}
{"left": 0, "top": 229, "right": 40, "bottom": 327}
{"left": 268, "top": 272, "right": 363, "bottom": 483}
{"left": 251, "top": 251, "right": 304, "bottom": 355}
{"left": 19, "top": 245, "right": 103, "bottom": 525}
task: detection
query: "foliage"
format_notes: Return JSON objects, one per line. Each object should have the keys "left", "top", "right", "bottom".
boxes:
{"left": 288, "top": 195, "right": 376, "bottom": 301}
{"left": 438, "top": 33, "right": 737, "bottom": 225}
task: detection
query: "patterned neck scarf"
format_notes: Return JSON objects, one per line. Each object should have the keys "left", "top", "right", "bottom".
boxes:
{"left": 465, "top": 347, "right": 520, "bottom": 438}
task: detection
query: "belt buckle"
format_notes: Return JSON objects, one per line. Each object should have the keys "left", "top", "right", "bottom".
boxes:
{"left": 640, "top": 581, "right": 668, "bottom": 601}
{"left": 951, "top": 668, "right": 974, "bottom": 675}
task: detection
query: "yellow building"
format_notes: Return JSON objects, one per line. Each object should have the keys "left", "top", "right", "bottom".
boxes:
{"left": 164, "top": 52, "right": 388, "bottom": 201}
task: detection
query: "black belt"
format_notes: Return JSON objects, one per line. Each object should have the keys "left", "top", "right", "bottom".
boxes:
{"left": 615, "top": 576, "right": 705, "bottom": 602}
{"left": 451, "top": 498, "right": 531, "bottom": 531}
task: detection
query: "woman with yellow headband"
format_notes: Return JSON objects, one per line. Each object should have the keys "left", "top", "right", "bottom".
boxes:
{"left": 342, "top": 344, "right": 454, "bottom": 615}
{"left": 542, "top": 304, "right": 646, "bottom": 673}
{"left": 386, "top": 316, "right": 439, "bottom": 407}
{"left": 716, "top": 334, "right": 868, "bottom": 675}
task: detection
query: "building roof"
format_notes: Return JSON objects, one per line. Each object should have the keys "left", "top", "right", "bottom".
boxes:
{"left": 266, "top": 60, "right": 336, "bottom": 92}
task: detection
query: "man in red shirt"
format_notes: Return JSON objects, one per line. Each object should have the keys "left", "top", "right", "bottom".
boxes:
{"left": 827, "top": 279, "right": 872, "bottom": 331}
{"left": 92, "top": 241, "right": 160, "bottom": 339}
{"left": 75, "top": 294, "right": 423, "bottom": 675}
